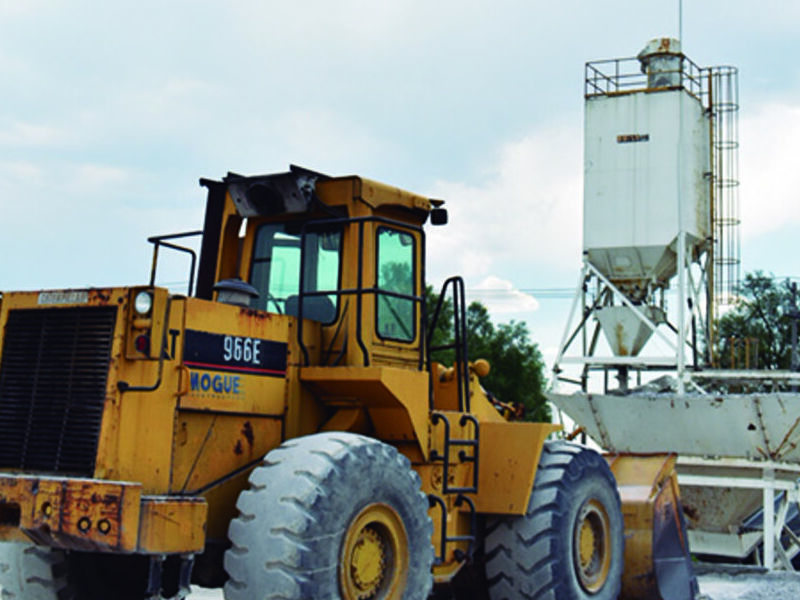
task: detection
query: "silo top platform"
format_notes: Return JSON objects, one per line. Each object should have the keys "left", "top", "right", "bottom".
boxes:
{"left": 585, "top": 38, "right": 707, "bottom": 101}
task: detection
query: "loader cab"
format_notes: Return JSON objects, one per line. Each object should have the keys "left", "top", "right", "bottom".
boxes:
{"left": 197, "top": 166, "right": 443, "bottom": 371}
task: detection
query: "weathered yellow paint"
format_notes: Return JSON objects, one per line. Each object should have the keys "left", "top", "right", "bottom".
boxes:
{"left": 179, "top": 298, "right": 290, "bottom": 415}
{"left": 314, "top": 176, "right": 432, "bottom": 215}
{"left": 0, "top": 474, "right": 208, "bottom": 554}
{"left": 416, "top": 462, "right": 472, "bottom": 574}
{"left": 0, "top": 475, "right": 141, "bottom": 551}
{"left": 606, "top": 453, "right": 688, "bottom": 600}
{"left": 170, "top": 413, "right": 283, "bottom": 493}
{"left": 474, "top": 421, "right": 560, "bottom": 514}
{"left": 137, "top": 496, "right": 207, "bottom": 554}
{"left": 95, "top": 296, "right": 184, "bottom": 493}
{"left": 300, "top": 366, "right": 430, "bottom": 455}
{"left": 200, "top": 469, "right": 253, "bottom": 542}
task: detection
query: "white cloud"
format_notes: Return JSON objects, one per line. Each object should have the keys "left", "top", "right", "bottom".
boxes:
{"left": 0, "top": 121, "right": 66, "bottom": 146}
{"left": 471, "top": 275, "right": 540, "bottom": 314}
{"left": 270, "top": 108, "right": 393, "bottom": 173}
{"left": 0, "top": 159, "right": 42, "bottom": 179}
{"left": 740, "top": 100, "right": 800, "bottom": 238}
{"left": 426, "top": 119, "right": 582, "bottom": 284}
{"left": 71, "top": 164, "right": 132, "bottom": 190}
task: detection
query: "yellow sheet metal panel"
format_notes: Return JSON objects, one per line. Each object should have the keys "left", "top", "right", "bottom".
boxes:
{"left": 100, "top": 296, "right": 184, "bottom": 493}
{"left": 201, "top": 468, "right": 253, "bottom": 542}
{"left": 137, "top": 496, "right": 207, "bottom": 554}
{"left": 170, "top": 413, "right": 283, "bottom": 494}
{"left": 606, "top": 453, "right": 693, "bottom": 600}
{"left": 179, "top": 297, "right": 291, "bottom": 415}
{"left": 300, "top": 366, "right": 429, "bottom": 453}
{"left": 473, "top": 421, "right": 560, "bottom": 514}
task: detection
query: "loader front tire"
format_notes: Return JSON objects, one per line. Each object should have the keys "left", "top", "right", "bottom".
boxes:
{"left": 0, "top": 543, "right": 185, "bottom": 600}
{"left": 0, "top": 542, "right": 67, "bottom": 600}
{"left": 223, "top": 432, "right": 434, "bottom": 600}
{"left": 484, "top": 440, "right": 623, "bottom": 600}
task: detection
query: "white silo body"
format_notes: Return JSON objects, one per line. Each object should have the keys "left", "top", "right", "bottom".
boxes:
{"left": 584, "top": 91, "right": 710, "bottom": 284}
{"left": 582, "top": 38, "right": 711, "bottom": 356}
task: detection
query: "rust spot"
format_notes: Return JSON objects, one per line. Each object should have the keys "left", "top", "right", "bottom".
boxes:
{"left": 89, "top": 493, "right": 119, "bottom": 506}
{"left": 89, "top": 289, "right": 112, "bottom": 304}
{"left": 242, "top": 421, "right": 254, "bottom": 447}
{"left": 234, "top": 440, "right": 243, "bottom": 456}
{"left": 238, "top": 307, "right": 269, "bottom": 320}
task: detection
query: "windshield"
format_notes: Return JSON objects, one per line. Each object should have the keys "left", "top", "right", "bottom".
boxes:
{"left": 249, "top": 222, "right": 342, "bottom": 323}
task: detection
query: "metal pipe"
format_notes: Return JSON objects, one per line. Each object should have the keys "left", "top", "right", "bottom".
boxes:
{"left": 763, "top": 466, "right": 776, "bottom": 569}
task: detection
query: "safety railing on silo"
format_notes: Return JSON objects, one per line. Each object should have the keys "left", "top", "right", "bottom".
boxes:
{"left": 584, "top": 54, "right": 705, "bottom": 99}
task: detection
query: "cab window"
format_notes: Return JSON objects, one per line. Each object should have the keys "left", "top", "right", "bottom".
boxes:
{"left": 250, "top": 222, "right": 341, "bottom": 323}
{"left": 376, "top": 227, "right": 416, "bottom": 342}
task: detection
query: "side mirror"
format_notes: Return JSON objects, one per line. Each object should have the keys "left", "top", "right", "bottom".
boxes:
{"left": 430, "top": 208, "right": 448, "bottom": 226}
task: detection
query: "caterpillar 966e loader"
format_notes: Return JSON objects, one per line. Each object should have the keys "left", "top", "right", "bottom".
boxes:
{"left": 0, "top": 166, "right": 696, "bottom": 600}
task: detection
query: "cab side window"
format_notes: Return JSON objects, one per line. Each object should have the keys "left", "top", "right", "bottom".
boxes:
{"left": 376, "top": 227, "right": 415, "bottom": 342}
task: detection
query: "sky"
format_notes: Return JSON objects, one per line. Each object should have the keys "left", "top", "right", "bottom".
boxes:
{"left": 2, "top": 0, "right": 799, "bottom": 372}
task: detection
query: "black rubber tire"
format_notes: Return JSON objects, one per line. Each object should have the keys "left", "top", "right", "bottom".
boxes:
{"left": 483, "top": 440, "right": 624, "bottom": 600}
{"left": 0, "top": 543, "right": 184, "bottom": 600}
{"left": 223, "top": 432, "right": 434, "bottom": 600}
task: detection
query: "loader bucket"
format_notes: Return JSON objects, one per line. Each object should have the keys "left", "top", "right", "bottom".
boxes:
{"left": 606, "top": 453, "right": 699, "bottom": 600}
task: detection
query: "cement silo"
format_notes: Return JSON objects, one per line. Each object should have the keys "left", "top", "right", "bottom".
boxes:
{"left": 549, "top": 41, "right": 800, "bottom": 571}
{"left": 553, "top": 37, "right": 740, "bottom": 390}
{"left": 584, "top": 38, "right": 710, "bottom": 361}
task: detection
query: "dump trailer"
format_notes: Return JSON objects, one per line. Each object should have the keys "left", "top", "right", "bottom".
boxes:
{"left": 0, "top": 166, "right": 695, "bottom": 600}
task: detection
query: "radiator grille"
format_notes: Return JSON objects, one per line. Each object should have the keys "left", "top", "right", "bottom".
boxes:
{"left": 0, "top": 306, "right": 116, "bottom": 476}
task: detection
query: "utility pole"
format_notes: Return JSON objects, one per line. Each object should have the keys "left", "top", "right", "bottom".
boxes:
{"left": 789, "top": 281, "right": 799, "bottom": 372}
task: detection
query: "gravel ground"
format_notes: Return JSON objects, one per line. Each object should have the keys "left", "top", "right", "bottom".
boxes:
{"left": 3, "top": 566, "right": 794, "bottom": 599}
{"left": 183, "top": 569, "right": 800, "bottom": 600}
{"left": 697, "top": 569, "right": 800, "bottom": 600}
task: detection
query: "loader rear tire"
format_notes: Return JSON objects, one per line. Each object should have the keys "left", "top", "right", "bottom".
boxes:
{"left": 223, "top": 432, "right": 434, "bottom": 600}
{"left": 484, "top": 440, "right": 623, "bottom": 600}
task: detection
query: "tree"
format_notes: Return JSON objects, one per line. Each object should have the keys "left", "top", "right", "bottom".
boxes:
{"left": 715, "top": 271, "right": 799, "bottom": 370}
{"left": 426, "top": 286, "right": 550, "bottom": 422}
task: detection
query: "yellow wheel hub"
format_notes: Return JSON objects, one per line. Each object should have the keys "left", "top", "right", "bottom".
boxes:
{"left": 573, "top": 498, "right": 612, "bottom": 593}
{"left": 350, "top": 528, "right": 385, "bottom": 595}
{"left": 340, "top": 503, "right": 409, "bottom": 600}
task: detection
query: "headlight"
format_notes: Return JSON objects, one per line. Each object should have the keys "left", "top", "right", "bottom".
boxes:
{"left": 134, "top": 291, "right": 153, "bottom": 315}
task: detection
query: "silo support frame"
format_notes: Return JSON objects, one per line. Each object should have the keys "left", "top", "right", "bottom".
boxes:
{"left": 552, "top": 261, "right": 678, "bottom": 392}
{"left": 552, "top": 257, "right": 712, "bottom": 394}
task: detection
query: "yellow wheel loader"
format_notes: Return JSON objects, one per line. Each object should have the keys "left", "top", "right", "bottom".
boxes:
{"left": 0, "top": 166, "right": 696, "bottom": 599}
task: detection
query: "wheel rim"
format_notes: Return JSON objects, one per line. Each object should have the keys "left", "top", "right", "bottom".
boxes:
{"left": 572, "top": 498, "right": 612, "bottom": 593}
{"left": 340, "top": 503, "right": 409, "bottom": 600}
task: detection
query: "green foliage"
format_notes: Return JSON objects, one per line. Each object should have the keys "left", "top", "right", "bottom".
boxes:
{"left": 425, "top": 286, "right": 550, "bottom": 422}
{"left": 425, "top": 285, "right": 455, "bottom": 363}
{"left": 715, "top": 271, "right": 798, "bottom": 370}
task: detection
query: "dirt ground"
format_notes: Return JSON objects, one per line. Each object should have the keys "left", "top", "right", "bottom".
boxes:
{"left": 186, "top": 569, "right": 800, "bottom": 600}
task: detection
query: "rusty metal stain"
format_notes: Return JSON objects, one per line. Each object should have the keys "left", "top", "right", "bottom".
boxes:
{"left": 233, "top": 440, "right": 243, "bottom": 456}
{"left": 615, "top": 322, "right": 629, "bottom": 356}
{"left": 88, "top": 288, "right": 113, "bottom": 304}
{"left": 241, "top": 421, "right": 254, "bottom": 447}
{"left": 772, "top": 415, "right": 800, "bottom": 461}
{"left": 238, "top": 306, "right": 270, "bottom": 320}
